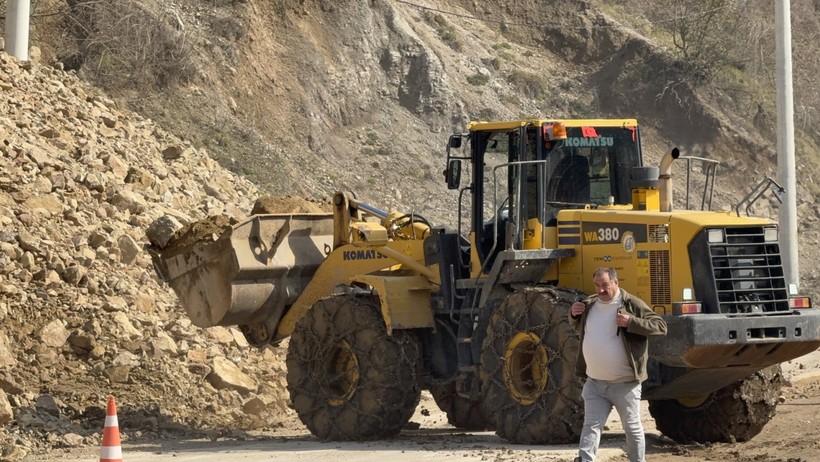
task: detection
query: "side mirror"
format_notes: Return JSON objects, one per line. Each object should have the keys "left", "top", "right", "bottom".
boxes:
{"left": 445, "top": 159, "right": 462, "bottom": 190}
{"left": 449, "top": 135, "right": 462, "bottom": 149}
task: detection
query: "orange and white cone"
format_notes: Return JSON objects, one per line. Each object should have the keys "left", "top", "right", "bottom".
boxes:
{"left": 100, "top": 395, "right": 123, "bottom": 462}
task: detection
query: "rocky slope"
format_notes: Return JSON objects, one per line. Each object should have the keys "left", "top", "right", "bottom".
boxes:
{"left": 0, "top": 53, "right": 300, "bottom": 460}
{"left": 76, "top": 0, "right": 819, "bottom": 292}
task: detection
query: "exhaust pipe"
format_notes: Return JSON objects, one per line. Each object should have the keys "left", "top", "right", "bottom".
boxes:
{"left": 659, "top": 148, "right": 680, "bottom": 212}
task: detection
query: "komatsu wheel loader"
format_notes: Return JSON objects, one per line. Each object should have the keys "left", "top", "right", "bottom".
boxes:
{"left": 148, "top": 118, "right": 820, "bottom": 444}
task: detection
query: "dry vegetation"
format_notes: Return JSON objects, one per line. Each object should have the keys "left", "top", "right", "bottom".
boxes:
{"left": 615, "top": 0, "right": 820, "bottom": 148}
{"left": 13, "top": 1, "right": 820, "bottom": 135}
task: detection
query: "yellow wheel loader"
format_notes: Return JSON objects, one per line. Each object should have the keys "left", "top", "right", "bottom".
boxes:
{"left": 149, "top": 118, "right": 820, "bottom": 444}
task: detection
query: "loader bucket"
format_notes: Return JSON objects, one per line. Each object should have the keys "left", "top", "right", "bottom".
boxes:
{"left": 149, "top": 213, "right": 334, "bottom": 329}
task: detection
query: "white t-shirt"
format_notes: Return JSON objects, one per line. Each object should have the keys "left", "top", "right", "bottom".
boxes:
{"left": 582, "top": 290, "right": 634, "bottom": 382}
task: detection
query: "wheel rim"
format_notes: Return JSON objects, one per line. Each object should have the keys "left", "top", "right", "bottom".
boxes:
{"left": 324, "top": 339, "right": 360, "bottom": 406}
{"left": 503, "top": 331, "right": 549, "bottom": 405}
{"left": 676, "top": 394, "right": 710, "bottom": 408}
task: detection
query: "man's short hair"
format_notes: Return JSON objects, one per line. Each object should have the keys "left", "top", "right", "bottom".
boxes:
{"left": 593, "top": 266, "right": 618, "bottom": 282}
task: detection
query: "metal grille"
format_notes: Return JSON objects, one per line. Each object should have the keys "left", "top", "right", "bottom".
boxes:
{"left": 650, "top": 250, "right": 671, "bottom": 304}
{"left": 708, "top": 227, "right": 788, "bottom": 313}
{"left": 648, "top": 224, "right": 668, "bottom": 243}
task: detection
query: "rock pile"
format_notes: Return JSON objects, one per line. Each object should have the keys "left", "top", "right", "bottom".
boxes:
{"left": 0, "top": 52, "right": 300, "bottom": 459}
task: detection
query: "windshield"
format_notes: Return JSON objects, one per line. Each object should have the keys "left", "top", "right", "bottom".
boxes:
{"left": 544, "top": 125, "right": 641, "bottom": 206}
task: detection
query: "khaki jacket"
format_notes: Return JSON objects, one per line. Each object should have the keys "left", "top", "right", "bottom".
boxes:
{"left": 569, "top": 288, "right": 667, "bottom": 382}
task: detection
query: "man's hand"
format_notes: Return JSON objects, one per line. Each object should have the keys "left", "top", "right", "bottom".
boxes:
{"left": 570, "top": 302, "right": 586, "bottom": 317}
{"left": 615, "top": 312, "right": 631, "bottom": 328}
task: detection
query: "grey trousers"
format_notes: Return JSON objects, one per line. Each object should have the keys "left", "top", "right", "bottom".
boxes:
{"left": 577, "top": 378, "right": 645, "bottom": 462}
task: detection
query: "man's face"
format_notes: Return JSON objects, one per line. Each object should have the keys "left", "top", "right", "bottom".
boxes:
{"left": 593, "top": 273, "right": 619, "bottom": 302}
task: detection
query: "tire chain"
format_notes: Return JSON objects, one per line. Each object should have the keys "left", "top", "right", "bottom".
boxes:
{"left": 480, "top": 286, "right": 585, "bottom": 444}
{"left": 287, "top": 294, "right": 421, "bottom": 440}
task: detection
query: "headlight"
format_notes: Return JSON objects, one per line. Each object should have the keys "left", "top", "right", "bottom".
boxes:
{"left": 764, "top": 227, "right": 779, "bottom": 242}
{"left": 707, "top": 229, "right": 724, "bottom": 243}
{"left": 682, "top": 288, "right": 693, "bottom": 301}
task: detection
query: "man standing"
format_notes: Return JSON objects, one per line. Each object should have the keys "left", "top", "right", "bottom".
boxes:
{"left": 569, "top": 267, "right": 667, "bottom": 462}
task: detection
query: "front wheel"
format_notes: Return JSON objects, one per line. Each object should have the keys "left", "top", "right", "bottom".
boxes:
{"left": 286, "top": 294, "right": 421, "bottom": 440}
{"left": 480, "top": 287, "right": 584, "bottom": 444}
{"left": 648, "top": 365, "right": 784, "bottom": 443}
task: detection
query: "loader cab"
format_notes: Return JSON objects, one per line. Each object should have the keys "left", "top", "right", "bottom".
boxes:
{"left": 445, "top": 119, "right": 643, "bottom": 276}
{"left": 551, "top": 123, "right": 642, "bottom": 207}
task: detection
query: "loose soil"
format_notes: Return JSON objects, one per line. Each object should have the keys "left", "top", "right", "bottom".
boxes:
{"left": 24, "top": 351, "right": 820, "bottom": 461}
{"left": 250, "top": 196, "right": 330, "bottom": 215}
{"left": 159, "top": 195, "right": 328, "bottom": 256}
{"left": 161, "top": 214, "right": 237, "bottom": 255}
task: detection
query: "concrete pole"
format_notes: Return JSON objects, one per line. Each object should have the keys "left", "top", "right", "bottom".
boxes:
{"left": 775, "top": 0, "right": 799, "bottom": 291}
{"left": 4, "top": 0, "right": 31, "bottom": 61}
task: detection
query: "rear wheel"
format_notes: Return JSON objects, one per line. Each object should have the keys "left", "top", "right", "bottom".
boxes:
{"left": 286, "top": 294, "right": 421, "bottom": 440}
{"left": 649, "top": 365, "right": 784, "bottom": 443}
{"left": 429, "top": 381, "right": 492, "bottom": 431}
{"left": 480, "top": 287, "right": 584, "bottom": 444}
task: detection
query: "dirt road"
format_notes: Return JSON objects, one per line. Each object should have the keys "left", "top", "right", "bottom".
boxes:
{"left": 29, "top": 350, "right": 820, "bottom": 462}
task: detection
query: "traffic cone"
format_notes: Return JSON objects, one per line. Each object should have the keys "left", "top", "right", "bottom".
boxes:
{"left": 100, "top": 395, "right": 123, "bottom": 462}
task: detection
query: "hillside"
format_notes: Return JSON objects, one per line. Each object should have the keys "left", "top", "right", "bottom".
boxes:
{"left": 37, "top": 0, "right": 819, "bottom": 287}
{"left": 0, "top": 0, "right": 819, "bottom": 459}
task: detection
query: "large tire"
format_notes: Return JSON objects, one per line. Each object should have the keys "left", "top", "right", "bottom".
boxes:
{"left": 648, "top": 365, "right": 784, "bottom": 443}
{"left": 429, "top": 381, "right": 493, "bottom": 431}
{"left": 480, "top": 287, "right": 584, "bottom": 444}
{"left": 286, "top": 294, "right": 421, "bottom": 440}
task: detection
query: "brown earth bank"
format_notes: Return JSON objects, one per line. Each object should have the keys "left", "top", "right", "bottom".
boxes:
{"left": 18, "top": 1, "right": 820, "bottom": 298}
{"left": 1, "top": 37, "right": 819, "bottom": 462}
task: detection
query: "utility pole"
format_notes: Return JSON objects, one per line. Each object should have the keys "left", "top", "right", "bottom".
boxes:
{"left": 4, "top": 0, "right": 31, "bottom": 60}
{"left": 775, "top": 0, "right": 798, "bottom": 291}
